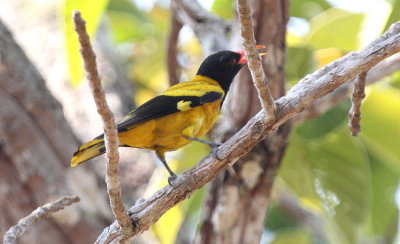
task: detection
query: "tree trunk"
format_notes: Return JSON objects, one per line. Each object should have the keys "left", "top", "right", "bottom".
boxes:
{"left": 0, "top": 20, "right": 109, "bottom": 244}
{"left": 195, "top": 1, "right": 290, "bottom": 243}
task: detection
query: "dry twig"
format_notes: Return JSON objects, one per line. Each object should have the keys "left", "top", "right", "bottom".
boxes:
{"left": 167, "top": 10, "right": 183, "bottom": 86}
{"left": 95, "top": 20, "right": 400, "bottom": 244}
{"left": 72, "top": 10, "right": 133, "bottom": 237}
{"left": 348, "top": 71, "right": 368, "bottom": 136}
{"left": 3, "top": 196, "right": 80, "bottom": 244}
{"left": 294, "top": 53, "right": 400, "bottom": 124}
{"left": 237, "top": 0, "right": 277, "bottom": 122}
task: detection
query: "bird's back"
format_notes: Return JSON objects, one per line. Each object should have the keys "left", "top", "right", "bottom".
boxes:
{"left": 118, "top": 75, "right": 225, "bottom": 153}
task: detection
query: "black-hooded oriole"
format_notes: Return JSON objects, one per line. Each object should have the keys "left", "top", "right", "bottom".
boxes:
{"left": 71, "top": 46, "right": 266, "bottom": 183}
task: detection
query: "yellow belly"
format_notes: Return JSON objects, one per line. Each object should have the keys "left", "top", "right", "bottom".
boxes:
{"left": 118, "top": 101, "right": 221, "bottom": 153}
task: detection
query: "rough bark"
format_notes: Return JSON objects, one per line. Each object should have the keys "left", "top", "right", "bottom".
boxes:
{"left": 0, "top": 19, "right": 108, "bottom": 243}
{"left": 196, "top": 1, "right": 290, "bottom": 243}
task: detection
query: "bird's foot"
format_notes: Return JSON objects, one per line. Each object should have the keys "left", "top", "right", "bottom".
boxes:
{"left": 210, "top": 143, "right": 222, "bottom": 160}
{"left": 168, "top": 174, "right": 178, "bottom": 186}
{"left": 182, "top": 136, "right": 222, "bottom": 160}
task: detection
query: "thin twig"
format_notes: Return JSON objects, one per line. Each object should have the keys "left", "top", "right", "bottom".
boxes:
{"left": 72, "top": 10, "right": 133, "bottom": 237}
{"left": 348, "top": 71, "right": 368, "bottom": 136}
{"left": 3, "top": 196, "right": 80, "bottom": 244}
{"left": 294, "top": 53, "right": 400, "bottom": 124}
{"left": 167, "top": 10, "right": 183, "bottom": 86}
{"left": 237, "top": 0, "right": 276, "bottom": 122}
{"left": 95, "top": 20, "right": 400, "bottom": 244}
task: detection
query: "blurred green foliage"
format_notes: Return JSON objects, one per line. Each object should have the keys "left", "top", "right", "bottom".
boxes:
{"left": 63, "top": 0, "right": 109, "bottom": 85}
{"left": 290, "top": 0, "right": 331, "bottom": 20}
{"left": 307, "top": 9, "right": 364, "bottom": 50}
{"left": 63, "top": 0, "right": 400, "bottom": 243}
{"left": 296, "top": 100, "right": 350, "bottom": 139}
{"left": 385, "top": 0, "right": 400, "bottom": 30}
{"left": 212, "top": 0, "right": 235, "bottom": 19}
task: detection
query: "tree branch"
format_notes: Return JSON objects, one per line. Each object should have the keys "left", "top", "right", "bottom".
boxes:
{"left": 167, "top": 10, "right": 183, "bottom": 86}
{"left": 72, "top": 11, "right": 132, "bottom": 237}
{"left": 3, "top": 196, "right": 80, "bottom": 244}
{"left": 348, "top": 71, "right": 367, "bottom": 136}
{"left": 95, "top": 20, "right": 400, "bottom": 244}
{"left": 172, "top": 0, "right": 229, "bottom": 54}
{"left": 194, "top": 1, "right": 290, "bottom": 243}
{"left": 237, "top": 0, "right": 277, "bottom": 122}
{"left": 294, "top": 52, "right": 400, "bottom": 124}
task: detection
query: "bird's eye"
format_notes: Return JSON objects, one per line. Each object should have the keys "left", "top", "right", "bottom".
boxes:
{"left": 229, "top": 58, "right": 237, "bottom": 65}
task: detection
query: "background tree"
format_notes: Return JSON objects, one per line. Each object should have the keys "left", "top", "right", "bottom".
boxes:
{"left": 1, "top": 0, "right": 400, "bottom": 243}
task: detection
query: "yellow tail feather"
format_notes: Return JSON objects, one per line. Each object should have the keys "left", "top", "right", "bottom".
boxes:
{"left": 71, "top": 139, "right": 105, "bottom": 167}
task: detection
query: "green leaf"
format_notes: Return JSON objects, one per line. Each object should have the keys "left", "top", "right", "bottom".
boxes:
{"left": 290, "top": 0, "right": 332, "bottom": 20}
{"left": 390, "top": 70, "right": 400, "bottom": 89}
{"left": 280, "top": 127, "right": 372, "bottom": 244}
{"left": 106, "top": 0, "right": 150, "bottom": 43}
{"left": 107, "top": 11, "right": 151, "bottom": 42}
{"left": 265, "top": 204, "right": 299, "bottom": 231}
{"left": 296, "top": 100, "right": 349, "bottom": 139}
{"left": 368, "top": 153, "right": 398, "bottom": 242}
{"left": 384, "top": 0, "right": 400, "bottom": 31}
{"left": 279, "top": 134, "right": 320, "bottom": 202}
{"left": 270, "top": 228, "right": 312, "bottom": 244}
{"left": 308, "top": 8, "right": 364, "bottom": 50}
{"left": 63, "top": 0, "right": 109, "bottom": 85}
{"left": 308, "top": 129, "right": 371, "bottom": 244}
{"left": 286, "top": 46, "right": 316, "bottom": 84}
{"left": 107, "top": 0, "right": 146, "bottom": 16}
{"left": 212, "top": 0, "right": 234, "bottom": 19}
{"left": 360, "top": 86, "right": 400, "bottom": 173}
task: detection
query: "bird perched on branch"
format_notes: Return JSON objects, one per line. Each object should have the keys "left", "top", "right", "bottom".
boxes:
{"left": 71, "top": 46, "right": 266, "bottom": 184}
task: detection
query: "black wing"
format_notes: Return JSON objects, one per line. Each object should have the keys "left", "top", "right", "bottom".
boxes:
{"left": 116, "top": 91, "right": 223, "bottom": 132}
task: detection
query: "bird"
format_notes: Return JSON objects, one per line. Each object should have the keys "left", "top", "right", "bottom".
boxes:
{"left": 71, "top": 46, "right": 266, "bottom": 184}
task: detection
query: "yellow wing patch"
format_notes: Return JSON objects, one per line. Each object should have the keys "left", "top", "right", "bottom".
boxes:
{"left": 177, "top": 100, "right": 192, "bottom": 111}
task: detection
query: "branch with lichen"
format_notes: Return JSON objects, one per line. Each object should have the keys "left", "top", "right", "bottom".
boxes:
{"left": 3, "top": 196, "right": 80, "bottom": 244}
{"left": 237, "top": 0, "right": 276, "bottom": 122}
{"left": 72, "top": 10, "right": 133, "bottom": 238}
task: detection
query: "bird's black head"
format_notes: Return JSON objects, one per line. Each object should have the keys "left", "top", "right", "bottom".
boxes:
{"left": 196, "top": 51, "right": 244, "bottom": 93}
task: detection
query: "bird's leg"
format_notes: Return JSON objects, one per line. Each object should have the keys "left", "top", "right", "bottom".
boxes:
{"left": 155, "top": 151, "right": 177, "bottom": 186}
{"left": 183, "top": 135, "right": 222, "bottom": 160}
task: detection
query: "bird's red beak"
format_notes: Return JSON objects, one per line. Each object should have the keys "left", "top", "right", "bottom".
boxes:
{"left": 236, "top": 45, "right": 267, "bottom": 64}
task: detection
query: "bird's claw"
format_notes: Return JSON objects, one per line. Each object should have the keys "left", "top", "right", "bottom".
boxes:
{"left": 168, "top": 174, "right": 177, "bottom": 186}
{"left": 210, "top": 143, "right": 222, "bottom": 160}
